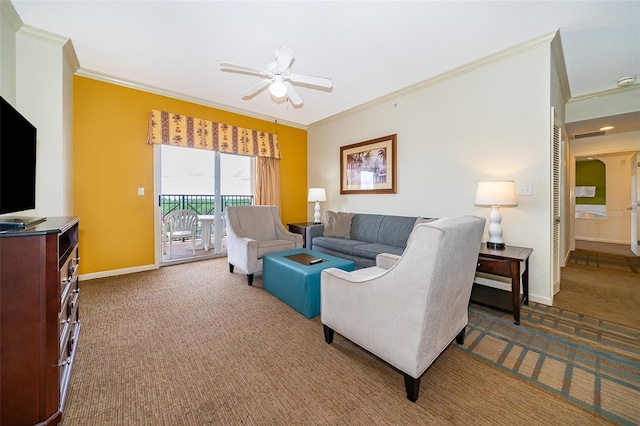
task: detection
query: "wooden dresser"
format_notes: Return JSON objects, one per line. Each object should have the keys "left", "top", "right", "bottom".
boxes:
{"left": 0, "top": 217, "right": 80, "bottom": 425}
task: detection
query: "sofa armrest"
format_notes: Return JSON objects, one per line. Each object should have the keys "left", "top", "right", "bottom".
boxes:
{"left": 376, "top": 253, "right": 401, "bottom": 270}
{"left": 307, "top": 224, "right": 325, "bottom": 247}
{"left": 275, "top": 227, "right": 304, "bottom": 248}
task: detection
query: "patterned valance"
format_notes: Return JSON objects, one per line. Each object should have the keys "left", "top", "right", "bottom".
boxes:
{"left": 147, "top": 110, "right": 281, "bottom": 159}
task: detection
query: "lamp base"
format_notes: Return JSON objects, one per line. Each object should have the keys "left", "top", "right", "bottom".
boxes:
{"left": 487, "top": 241, "right": 506, "bottom": 250}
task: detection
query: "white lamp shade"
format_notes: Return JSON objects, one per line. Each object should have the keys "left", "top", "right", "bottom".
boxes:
{"left": 307, "top": 188, "right": 327, "bottom": 202}
{"left": 475, "top": 181, "right": 518, "bottom": 207}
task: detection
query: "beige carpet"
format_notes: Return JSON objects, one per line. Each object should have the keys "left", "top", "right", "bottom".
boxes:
{"left": 61, "top": 258, "right": 616, "bottom": 425}
{"left": 556, "top": 261, "right": 640, "bottom": 329}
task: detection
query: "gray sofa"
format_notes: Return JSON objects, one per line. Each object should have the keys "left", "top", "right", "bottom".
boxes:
{"left": 307, "top": 213, "right": 431, "bottom": 269}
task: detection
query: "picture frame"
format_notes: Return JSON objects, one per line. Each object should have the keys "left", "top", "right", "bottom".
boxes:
{"left": 340, "top": 134, "right": 397, "bottom": 194}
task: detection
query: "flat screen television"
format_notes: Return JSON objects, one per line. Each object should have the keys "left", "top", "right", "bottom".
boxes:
{"left": 0, "top": 95, "right": 37, "bottom": 217}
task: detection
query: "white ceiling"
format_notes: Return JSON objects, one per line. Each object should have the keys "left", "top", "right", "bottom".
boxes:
{"left": 10, "top": 1, "right": 640, "bottom": 129}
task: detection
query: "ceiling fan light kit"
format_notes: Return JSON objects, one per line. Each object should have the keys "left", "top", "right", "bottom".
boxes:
{"left": 269, "top": 76, "right": 287, "bottom": 98}
{"left": 221, "top": 46, "right": 333, "bottom": 107}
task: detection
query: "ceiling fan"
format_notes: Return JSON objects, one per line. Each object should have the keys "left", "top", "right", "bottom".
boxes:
{"left": 220, "top": 46, "right": 332, "bottom": 107}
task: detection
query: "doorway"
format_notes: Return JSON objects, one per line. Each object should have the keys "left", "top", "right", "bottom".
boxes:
{"left": 572, "top": 152, "right": 637, "bottom": 256}
{"left": 156, "top": 144, "right": 255, "bottom": 265}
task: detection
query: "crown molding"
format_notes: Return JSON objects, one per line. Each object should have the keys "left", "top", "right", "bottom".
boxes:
{"left": 311, "top": 31, "right": 559, "bottom": 128}
{"left": 568, "top": 84, "right": 640, "bottom": 104}
{"left": 75, "top": 68, "right": 307, "bottom": 130}
{"left": 1, "top": 0, "right": 23, "bottom": 32}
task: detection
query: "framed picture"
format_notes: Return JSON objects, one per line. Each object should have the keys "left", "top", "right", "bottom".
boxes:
{"left": 340, "top": 134, "right": 397, "bottom": 194}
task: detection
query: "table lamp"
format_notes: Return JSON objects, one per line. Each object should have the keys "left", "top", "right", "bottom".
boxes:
{"left": 307, "top": 188, "right": 327, "bottom": 224}
{"left": 475, "top": 181, "right": 518, "bottom": 250}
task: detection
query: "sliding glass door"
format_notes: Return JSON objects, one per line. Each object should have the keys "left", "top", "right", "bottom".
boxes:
{"left": 157, "top": 144, "right": 255, "bottom": 264}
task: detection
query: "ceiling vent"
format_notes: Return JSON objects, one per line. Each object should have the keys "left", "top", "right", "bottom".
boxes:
{"left": 574, "top": 131, "right": 606, "bottom": 139}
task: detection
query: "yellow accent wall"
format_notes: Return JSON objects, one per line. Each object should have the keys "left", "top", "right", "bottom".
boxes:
{"left": 74, "top": 76, "right": 307, "bottom": 275}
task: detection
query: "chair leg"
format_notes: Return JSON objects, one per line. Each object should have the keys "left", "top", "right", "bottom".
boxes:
{"left": 229, "top": 264, "right": 234, "bottom": 273}
{"left": 404, "top": 374, "right": 421, "bottom": 402}
{"left": 323, "top": 325, "right": 334, "bottom": 344}
{"left": 191, "top": 237, "right": 195, "bottom": 255}
{"left": 456, "top": 326, "right": 466, "bottom": 345}
{"left": 247, "top": 274, "right": 254, "bottom": 285}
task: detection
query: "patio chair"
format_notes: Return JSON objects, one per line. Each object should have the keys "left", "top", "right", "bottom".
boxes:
{"left": 163, "top": 209, "right": 199, "bottom": 258}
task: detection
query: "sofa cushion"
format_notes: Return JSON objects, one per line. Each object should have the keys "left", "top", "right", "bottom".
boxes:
{"left": 352, "top": 242, "right": 406, "bottom": 260}
{"left": 323, "top": 211, "right": 353, "bottom": 239}
{"left": 377, "top": 215, "right": 418, "bottom": 247}
{"left": 350, "top": 214, "right": 384, "bottom": 242}
{"left": 312, "top": 236, "right": 363, "bottom": 256}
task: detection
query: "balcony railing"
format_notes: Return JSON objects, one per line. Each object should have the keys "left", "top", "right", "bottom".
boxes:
{"left": 159, "top": 194, "right": 254, "bottom": 217}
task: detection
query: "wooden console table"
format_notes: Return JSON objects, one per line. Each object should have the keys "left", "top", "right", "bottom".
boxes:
{"left": 471, "top": 243, "right": 533, "bottom": 325}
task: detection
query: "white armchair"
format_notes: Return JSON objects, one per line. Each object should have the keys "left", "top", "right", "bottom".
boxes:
{"left": 225, "top": 205, "right": 303, "bottom": 285}
{"left": 320, "top": 215, "right": 485, "bottom": 402}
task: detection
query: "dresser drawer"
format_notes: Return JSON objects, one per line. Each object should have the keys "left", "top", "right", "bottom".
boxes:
{"left": 477, "top": 256, "right": 512, "bottom": 277}
{"left": 59, "top": 289, "right": 79, "bottom": 355}
{"left": 60, "top": 244, "right": 79, "bottom": 306}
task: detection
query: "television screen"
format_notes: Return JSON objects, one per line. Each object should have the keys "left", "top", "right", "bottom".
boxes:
{"left": 0, "top": 96, "right": 37, "bottom": 215}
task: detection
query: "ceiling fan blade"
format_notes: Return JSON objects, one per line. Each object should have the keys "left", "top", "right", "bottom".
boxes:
{"left": 241, "top": 79, "right": 272, "bottom": 99}
{"left": 284, "top": 82, "right": 303, "bottom": 106}
{"left": 288, "top": 73, "right": 333, "bottom": 89}
{"left": 220, "top": 62, "right": 268, "bottom": 77}
{"left": 274, "top": 46, "right": 295, "bottom": 72}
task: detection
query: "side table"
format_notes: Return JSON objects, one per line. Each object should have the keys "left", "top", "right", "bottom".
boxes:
{"left": 287, "top": 222, "right": 322, "bottom": 248}
{"left": 471, "top": 243, "right": 533, "bottom": 325}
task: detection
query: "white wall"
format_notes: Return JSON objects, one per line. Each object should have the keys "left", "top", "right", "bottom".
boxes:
{"left": 567, "top": 88, "right": 640, "bottom": 122}
{"left": 309, "top": 35, "right": 560, "bottom": 305}
{"left": 0, "top": 0, "right": 20, "bottom": 102}
{"left": 1, "top": 5, "right": 76, "bottom": 219}
{"left": 14, "top": 25, "right": 77, "bottom": 217}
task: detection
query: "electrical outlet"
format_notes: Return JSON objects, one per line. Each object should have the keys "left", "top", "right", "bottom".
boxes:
{"left": 517, "top": 184, "right": 533, "bottom": 196}
{"left": 138, "top": 187, "right": 145, "bottom": 196}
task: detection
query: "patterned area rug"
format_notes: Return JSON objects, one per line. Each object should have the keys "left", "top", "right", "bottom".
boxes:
{"left": 568, "top": 249, "right": 640, "bottom": 274}
{"left": 458, "top": 302, "right": 640, "bottom": 425}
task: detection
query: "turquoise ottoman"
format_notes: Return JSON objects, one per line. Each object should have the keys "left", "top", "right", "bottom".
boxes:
{"left": 262, "top": 249, "right": 355, "bottom": 318}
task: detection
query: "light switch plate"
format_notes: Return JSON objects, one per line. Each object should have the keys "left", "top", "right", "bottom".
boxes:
{"left": 138, "top": 187, "right": 145, "bottom": 196}
{"left": 517, "top": 184, "right": 533, "bottom": 196}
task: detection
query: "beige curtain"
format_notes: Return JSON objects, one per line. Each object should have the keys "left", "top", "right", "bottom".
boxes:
{"left": 255, "top": 156, "right": 281, "bottom": 213}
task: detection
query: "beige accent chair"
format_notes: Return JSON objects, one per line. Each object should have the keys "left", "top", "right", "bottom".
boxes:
{"left": 225, "top": 205, "right": 303, "bottom": 285}
{"left": 320, "top": 215, "right": 485, "bottom": 402}
{"left": 163, "top": 209, "right": 199, "bottom": 258}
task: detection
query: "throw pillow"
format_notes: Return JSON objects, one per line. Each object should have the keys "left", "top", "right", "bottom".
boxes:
{"left": 323, "top": 211, "right": 353, "bottom": 239}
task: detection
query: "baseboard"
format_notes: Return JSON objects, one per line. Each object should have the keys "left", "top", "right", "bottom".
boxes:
{"left": 576, "top": 237, "right": 630, "bottom": 245}
{"left": 529, "top": 294, "right": 553, "bottom": 306}
{"left": 80, "top": 264, "right": 158, "bottom": 281}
